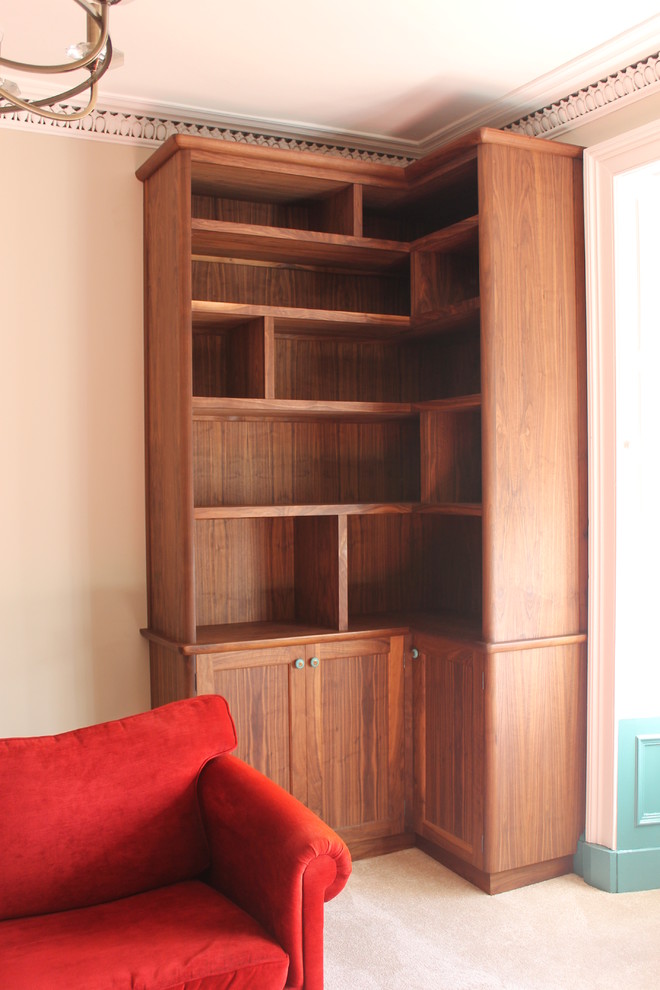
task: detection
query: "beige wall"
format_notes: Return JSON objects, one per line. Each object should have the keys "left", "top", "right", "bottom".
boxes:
{"left": 0, "top": 127, "right": 153, "bottom": 736}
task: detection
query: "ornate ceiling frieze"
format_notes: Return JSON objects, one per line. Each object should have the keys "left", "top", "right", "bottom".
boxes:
{"left": 2, "top": 49, "right": 660, "bottom": 156}
{"left": 505, "top": 51, "right": 660, "bottom": 138}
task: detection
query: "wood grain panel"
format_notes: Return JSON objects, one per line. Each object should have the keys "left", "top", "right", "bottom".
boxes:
{"left": 363, "top": 157, "right": 478, "bottom": 239}
{"left": 193, "top": 318, "right": 267, "bottom": 398}
{"left": 192, "top": 192, "right": 325, "bottom": 230}
{"left": 192, "top": 419, "right": 420, "bottom": 507}
{"left": 416, "top": 515, "right": 483, "bottom": 621}
{"left": 573, "top": 157, "right": 589, "bottom": 634}
{"left": 227, "top": 318, "right": 267, "bottom": 397}
{"left": 408, "top": 324, "right": 481, "bottom": 401}
{"left": 306, "top": 638, "right": 405, "bottom": 836}
{"left": 192, "top": 397, "right": 414, "bottom": 422}
{"left": 420, "top": 408, "right": 482, "bottom": 503}
{"left": 193, "top": 183, "right": 365, "bottom": 237}
{"left": 191, "top": 220, "right": 409, "bottom": 269}
{"left": 198, "top": 654, "right": 300, "bottom": 793}
{"left": 484, "top": 643, "right": 587, "bottom": 873}
{"left": 479, "top": 143, "right": 585, "bottom": 641}
{"left": 294, "top": 515, "right": 347, "bottom": 631}
{"left": 314, "top": 184, "right": 362, "bottom": 236}
{"left": 413, "top": 642, "right": 484, "bottom": 865}
{"left": 192, "top": 260, "right": 410, "bottom": 315}
{"left": 194, "top": 518, "right": 295, "bottom": 626}
{"left": 347, "top": 515, "right": 419, "bottom": 619}
{"left": 192, "top": 301, "right": 411, "bottom": 337}
{"left": 411, "top": 244, "right": 480, "bottom": 318}
{"left": 275, "top": 337, "right": 412, "bottom": 402}
{"left": 412, "top": 216, "right": 479, "bottom": 253}
{"left": 192, "top": 329, "right": 229, "bottom": 397}
{"left": 148, "top": 642, "right": 195, "bottom": 707}
{"left": 143, "top": 150, "right": 195, "bottom": 642}
{"left": 166, "top": 136, "right": 407, "bottom": 198}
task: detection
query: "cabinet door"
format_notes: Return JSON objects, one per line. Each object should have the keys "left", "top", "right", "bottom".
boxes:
{"left": 305, "top": 636, "right": 405, "bottom": 847}
{"left": 413, "top": 638, "right": 484, "bottom": 868}
{"left": 196, "top": 645, "right": 307, "bottom": 802}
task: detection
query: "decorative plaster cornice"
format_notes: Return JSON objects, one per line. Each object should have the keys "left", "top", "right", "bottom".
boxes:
{"left": 0, "top": 98, "right": 414, "bottom": 166}
{"left": 506, "top": 51, "right": 660, "bottom": 139}
{"left": 2, "top": 46, "right": 660, "bottom": 157}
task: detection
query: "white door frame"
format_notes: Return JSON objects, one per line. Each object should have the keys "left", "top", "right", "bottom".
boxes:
{"left": 584, "top": 119, "right": 660, "bottom": 849}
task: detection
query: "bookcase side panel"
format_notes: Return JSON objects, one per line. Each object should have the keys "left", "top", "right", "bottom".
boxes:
{"left": 143, "top": 151, "right": 196, "bottom": 643}
{"left": 479, "top": 143, "right": 585, "bottom": 643}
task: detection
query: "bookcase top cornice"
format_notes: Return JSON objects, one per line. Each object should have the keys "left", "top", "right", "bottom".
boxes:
{"left": 136, "top": 126, "right": 583, "bottom": 187}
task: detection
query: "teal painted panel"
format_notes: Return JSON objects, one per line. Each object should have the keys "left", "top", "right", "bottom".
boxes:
{"left": 636, "top": 735, "right": 660, "bottom": 826}
{"left": 618, "top": 718, "right": 660, "bottom": 850}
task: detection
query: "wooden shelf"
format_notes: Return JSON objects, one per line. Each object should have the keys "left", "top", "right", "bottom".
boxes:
{"left": 417, "top": 503, "right": 482, "bottom": 516}
{"left": 191, "top": 301, "right": 411, "bottom": 339}
{"left": 409, "top": 296, "right": 480, "bottom": 335}
{"left": 191, "top": 219, "right": 410, "bottom": 271}
{"left": 142, "top": 618, "right": 413, "bottom": 655}
{"left": 192, "top": 396, "right": 416, "bottom": 421}
{"left": 404, "top": 610, "right": 483, "bottom": 645}
{"left": 194, "top": 503, "right": 418, "bottom": 519}
{"left": 416, "top": 394, "right": 481, "bottom": 412}
{"left": 411, "top": 215, "right": 479, "bottom": 253}
{"left": 194, "top": 502, "right": 480, "bottom": 519}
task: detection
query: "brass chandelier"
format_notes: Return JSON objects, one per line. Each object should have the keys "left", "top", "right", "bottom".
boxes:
{"left": 0, "top": 0, "right": 128, "bottom": 122}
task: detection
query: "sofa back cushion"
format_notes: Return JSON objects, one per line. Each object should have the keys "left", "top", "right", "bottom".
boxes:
{"left": 0, "top": 696, "right": 237, "bottom": 921}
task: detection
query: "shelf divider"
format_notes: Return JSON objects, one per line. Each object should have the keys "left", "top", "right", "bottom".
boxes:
{"left": 295, "top": 515, "right": 348, "bottom": 632}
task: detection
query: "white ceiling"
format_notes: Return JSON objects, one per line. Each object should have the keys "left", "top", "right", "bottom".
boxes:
{"left": 2, "top": 1, "right": 660, "bottom": 153}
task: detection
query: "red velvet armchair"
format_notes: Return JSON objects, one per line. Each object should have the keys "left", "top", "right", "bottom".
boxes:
{"left": 0, "top": 696, "right": 351, "bottom": 989}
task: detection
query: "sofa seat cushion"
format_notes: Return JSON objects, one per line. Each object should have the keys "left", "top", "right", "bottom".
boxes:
{"left": 0, "top": 880, "right": 289, "bottom": 990}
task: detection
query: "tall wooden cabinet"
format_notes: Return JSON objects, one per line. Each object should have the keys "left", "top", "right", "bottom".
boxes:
{"left": 137, "top": 128, "right": 587, "bottom": 892}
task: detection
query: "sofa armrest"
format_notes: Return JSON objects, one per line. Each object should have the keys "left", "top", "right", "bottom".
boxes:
{"left": 197, "top": 754, "right": 351, "bottom": 990}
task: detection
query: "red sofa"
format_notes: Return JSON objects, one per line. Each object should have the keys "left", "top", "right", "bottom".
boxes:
{"left": 0, "top": 696, "right": 351, "bottom": 989}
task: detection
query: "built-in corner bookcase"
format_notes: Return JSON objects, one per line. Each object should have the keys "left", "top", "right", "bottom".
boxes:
{"left": 138, "top": 129, "right": 588, "bottom": 893}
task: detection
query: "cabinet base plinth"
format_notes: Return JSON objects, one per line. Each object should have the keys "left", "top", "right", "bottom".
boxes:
{"left": 415, "top": 835, "right": 575, "bottom": 894}
{"left": 345, "top": 832, "right": 415, "bottom": 861}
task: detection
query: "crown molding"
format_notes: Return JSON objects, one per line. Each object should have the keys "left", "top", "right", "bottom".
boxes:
{"left": 506, "top": 50, "right": 660, "bottom": 140}
{"left": 415, "top": 16, "right": 660, "bottom": 150}
{"left": 0, "top": 92, "right": 416, "bottom": 165}
{"left": 2, "top": 16, "right": 660, "bottom": 157}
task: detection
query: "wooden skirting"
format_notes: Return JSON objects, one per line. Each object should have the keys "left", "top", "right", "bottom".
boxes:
{"left": 346, "top": 832, "right": 416, "bottom": 862}
{"left": 416, "top": 835, "right": 575, "bottom": 895}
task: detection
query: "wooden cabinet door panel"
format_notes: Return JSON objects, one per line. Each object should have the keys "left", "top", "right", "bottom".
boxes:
{"left": 196, "top": 646, "right": 306, "bottom": 800}
{"left": 414, "top": 639, "right": 484, "bottom": 867}
{"left": 484, "top": 643, "right": 587, "bottom": 874}
{"left": 305, "top": 636, "right": 405, "bottom": 840}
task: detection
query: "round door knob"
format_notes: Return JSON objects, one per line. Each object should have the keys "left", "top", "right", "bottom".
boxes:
{"left": 411, "top": 648, "right": 419, "bottom": 659}
{"left": 310, "top": 656, "right": 320, "bottom": 668}
{"left": 294, "top": 658, "right": 305, "bottom": 669}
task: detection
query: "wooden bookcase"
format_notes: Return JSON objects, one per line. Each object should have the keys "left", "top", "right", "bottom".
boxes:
{"left": 137, "top": 128, "right": 587, "bottom": 892}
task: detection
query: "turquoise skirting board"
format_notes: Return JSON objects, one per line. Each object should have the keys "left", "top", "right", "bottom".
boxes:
{"left": 575, "top": 717, "right": 660, "bottom": 892}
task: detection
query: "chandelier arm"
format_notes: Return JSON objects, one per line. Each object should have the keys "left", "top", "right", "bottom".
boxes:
{"left": 0, "top": 81, "right": 99, "bottom": 121}
{"left": 0, "top": 37, "right": 113, "bottom": 113}
{"left": 0, "top": 1, "right": 109, "bottom": 75}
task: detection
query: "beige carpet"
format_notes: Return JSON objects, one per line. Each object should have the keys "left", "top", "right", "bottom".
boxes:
{"left": 324, "top": 848, "right": 660, "bottom": 989}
